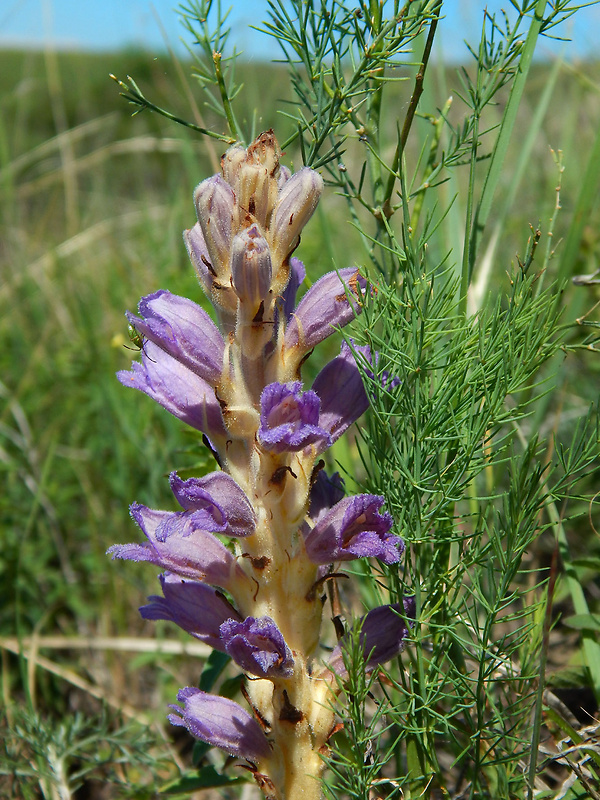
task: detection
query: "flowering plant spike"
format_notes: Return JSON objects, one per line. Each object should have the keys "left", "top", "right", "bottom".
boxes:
{"left": 110, "top": 131, "right": 411, "bottom": 800}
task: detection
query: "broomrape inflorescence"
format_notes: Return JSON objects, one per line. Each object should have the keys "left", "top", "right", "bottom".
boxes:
{"left": 109, "top": 131, "right": 413, "bottom": 800}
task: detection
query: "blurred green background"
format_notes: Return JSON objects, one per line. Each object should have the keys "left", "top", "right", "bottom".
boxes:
{"left": 1, "top": 45, "right": 599, "bottom": 795}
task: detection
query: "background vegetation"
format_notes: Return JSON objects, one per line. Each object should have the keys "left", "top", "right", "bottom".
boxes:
{"left": 1, "top": 2, "right": 600, "bottom": 795}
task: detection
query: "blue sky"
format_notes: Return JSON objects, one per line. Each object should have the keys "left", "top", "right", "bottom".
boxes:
{"left": 1, "top": 0, "right": 599, "bottom": 61}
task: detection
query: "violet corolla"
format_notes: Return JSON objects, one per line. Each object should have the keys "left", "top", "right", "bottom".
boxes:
{"left": 110, "top": 131, "right": 411, "bottom": 800}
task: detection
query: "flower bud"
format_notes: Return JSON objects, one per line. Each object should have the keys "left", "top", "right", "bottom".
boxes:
{"left": 231, "top": 225, "right": 273, "bottom": 307}
{"left": 223, "top": 131, "right": 280, "bottom": 228}
{"left": 271, "top": 168, "right": 323, "bottom": 262}
{"left": 277, "top": 165, "right": 292, "bottom": 189}
{"left": 183, "top": 224, "right": 213, "bottom": 294}
{"left": 194, "top": 175, "right": 235, "bottom": 279}
{"left": 237, "top": 162, "right": 277, "bottom": 229}
{"left": 221, "top": 145, "right": 247, "bottom": 187}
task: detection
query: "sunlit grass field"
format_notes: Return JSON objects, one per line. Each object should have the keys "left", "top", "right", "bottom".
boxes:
{"left": 1, "top": 45, "right": 600, "bottom": 797}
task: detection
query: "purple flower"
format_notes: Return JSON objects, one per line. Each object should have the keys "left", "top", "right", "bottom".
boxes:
{"left": 168, "top": 688, "right": 272, "bottom": 762}
{"left": 285, "top": 268, "right": 365, "bottom": 353}
{"left": 280, "top": 257, "right": 306, "bottom": 323}
{"left": 308, "top": 469, "right": 345, "bottom": 522}
{"left": 126, "top": 291, "right": 224, "bottom": 385}
{"left": 117, "top": 341, "right": 226, "bottom": 437}
{"left": 107, "top": 504, "right": 245, "bottom": 590}
{"left": 169, "top": 472, "right": 256, "bottom": 538}
{"left": 351, "top": 340, "right": 401, "bottom": 393}
{"left": 220, "top": 616, "right": 294, "bottom": 678}
{"left": 328, "top": 598, "right": 415, "bottom": 678}
{"left": 258, "top": 382, "right": 332, "bottom": 453}
{"left": 303, "top": 494, "right": 402, "bottom": 565}
{"left": 140, "top": 572, "right": 242, "bottom": 649}
{"left": 312, "top": 341, "right": 370, "bottom": 445}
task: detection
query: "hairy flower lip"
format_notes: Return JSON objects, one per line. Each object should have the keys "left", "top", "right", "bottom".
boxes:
{"left": 168, "top": 687, "right": 272, "bottom": 762}
{"left": 303, "top": 494, "right": 402, "bottom": 565}
{"left": 126, "top": 290, "right": 225, "bottom": 385}
{"left": 220, "top": 616, "right": 294, "bottom": 678}
{"left": 107, "top": 504, "right": 243, "bottom": 589}
{"left": 169, "top": 471, "right": 256, "bottom": 537}
{"left": 258, "top": 381, "right": 332, "bottom": 453}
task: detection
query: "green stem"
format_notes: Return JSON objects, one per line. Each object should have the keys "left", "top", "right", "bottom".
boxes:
{"left": 212, "top": 51, "right": 241, "bottom": 141}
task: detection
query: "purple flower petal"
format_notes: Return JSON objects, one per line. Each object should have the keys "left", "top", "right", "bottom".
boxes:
{"left": 193, "top": 175, "right": 235, "bottom": 280}
{"left": 183, "top": 223, "right": 238, "bottom": 325}
{"left": 328, "top": 598, "right": 415, "bottom": 678}
{"left": 311, "top": 341, "right": 370, "bottom": 447}
{"left": 167, "top": 472, "right": 227, "bottom": 529}
{"left": 281, "top": 257, "right": 306, "bottom": 323}
{"left": 107, "top": 504, "right": 243, "bottom": 589}
{"left": 183, "top": 224, "right": 213, "bottom": 295}
{"left": 350, "top": 339, "right": 401, "bottom": 392}
{"left": 309, "top": 469, "right": 345, "bottom": 522}
{"left": 169, "top": 471, "right": 256, "bottom": 537}
{"left": 117, "top": 341, "right": 226, "bottom": 437}
{"left": 304, "top": 494, "right": 402, "bottom": 565}
{"left": 168, "top": 688, "right": 272, "bottom": 762}
{"left": 220, "top": 616, "right": 294, "bottom": 678}
{"left": 285, "top": 268, "right": 366, "bottom": 353}
{"left": 140, "top": 572, "right": 241, "bottom": 649}
{"left": 126, "top": 290, "right": 224, "bottom": 385}
{"left": 258, "top": 382, "right": 332, "bottom": 453}
{"left": 277, "top": 165, "right": 292, "bottom": 189}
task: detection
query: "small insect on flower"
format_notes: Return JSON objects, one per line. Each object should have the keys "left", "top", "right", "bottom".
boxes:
{"left": 126, "top": 323, "right": 144, "bottom": 351}
{"left": 124, "top": 323, "right": 155, "bottom": 361}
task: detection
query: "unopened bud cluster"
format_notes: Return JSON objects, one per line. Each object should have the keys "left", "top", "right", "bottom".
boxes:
{"left": 110, "top": 131, "right": 412, "bottom": 800}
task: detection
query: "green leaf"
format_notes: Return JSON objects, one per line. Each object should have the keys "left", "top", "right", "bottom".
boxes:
{"left": 199, "top": 649, "right": 231, "bottom": 692}
{"left": 160, "top": 766, "right": 247, "bottom": 794}
{"left": 571, "top": 557, "right": 600, "bottom": 572}
{"left": 563, "top": 613, "right": 600, "bottom": 632}
{"left": 547, "top": 664, "right": 592, "bottom": 689}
